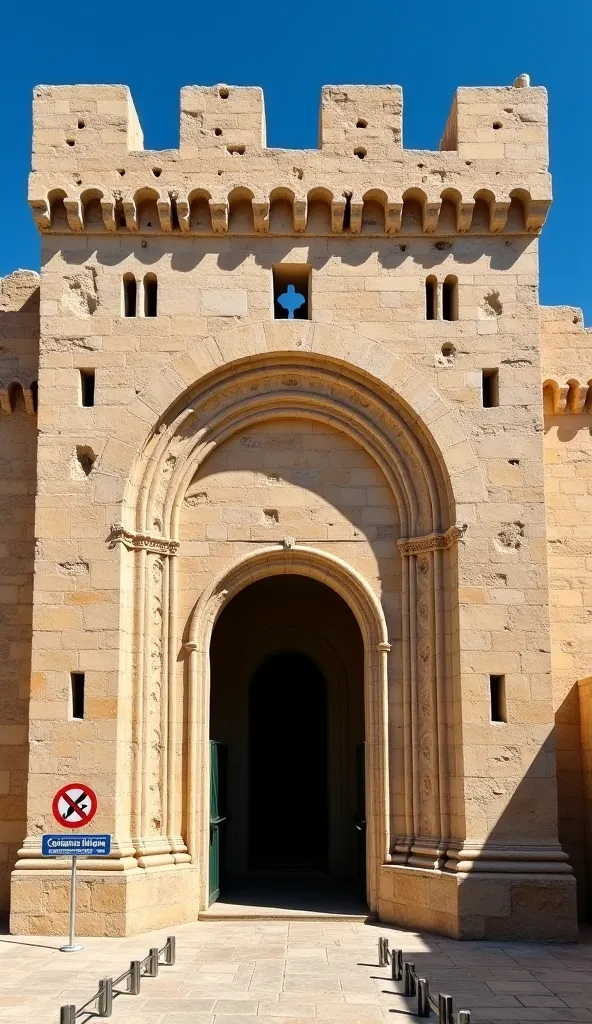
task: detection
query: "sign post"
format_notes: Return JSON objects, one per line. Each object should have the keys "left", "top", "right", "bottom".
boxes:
{"left": 47, "top": 782, "right": 105, "bottom": 953}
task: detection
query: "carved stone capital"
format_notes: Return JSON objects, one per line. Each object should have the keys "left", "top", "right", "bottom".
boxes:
{"left": 397, "top": 524, "right": 466, "bottom": 555}
{"left": 108, "top": 524, "right": 179, "bottom": 555}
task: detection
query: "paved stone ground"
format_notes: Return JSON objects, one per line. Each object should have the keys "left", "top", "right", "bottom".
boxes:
{"left": 1, "top": 920, "right": 592, "bottom": 1024}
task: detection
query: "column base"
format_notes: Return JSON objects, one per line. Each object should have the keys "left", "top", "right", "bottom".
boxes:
{"left": 377, "top": 863, "right": 578, "bottom": 940}
{"left": 10, "top": 863, "right": 199, "bottom": 937}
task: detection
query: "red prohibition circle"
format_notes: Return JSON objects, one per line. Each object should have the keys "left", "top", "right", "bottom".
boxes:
{"left": 52, "top": 783, "right": 98, "bottom": 828}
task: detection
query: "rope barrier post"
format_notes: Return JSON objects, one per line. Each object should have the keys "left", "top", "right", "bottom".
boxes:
{"left": 165, "top": 936, "right": 176, "bottom": 965}
{"left": 417, "top": 978, "right": 430, "bottom": 1017}
{"left": 378, "top": 937, "right": 388, "bottom": 967}
{"left": 129, "top": 960, "right": 141, "bottom": 995}
{"left": 403, "top": 961, "right": 415, "bottom": 997}
{"left": 97, "top": 978, "right": 113, "bottom": 1017}
{"left": 439, "top": 993, "right": 453, "bottom": 1024}
{"left": 60, "top": 1006, "right": 76, "bottom": 1024}
{"left": 391, "top": 948, "right": 403, "bottom": 982}
{"left": 457, "top": 1011, "right": 471, "bottom": 1024}
{"left": 148, "top": 947, "right": 160, "bottom": 977}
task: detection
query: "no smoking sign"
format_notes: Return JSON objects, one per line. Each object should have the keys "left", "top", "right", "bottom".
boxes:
{"left": 52, "top": 783, "right": 97, "bottom": 829}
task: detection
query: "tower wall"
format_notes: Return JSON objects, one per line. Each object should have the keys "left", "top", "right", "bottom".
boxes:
{"left": 7, "top": 78, "right": 578, "bottom": 939}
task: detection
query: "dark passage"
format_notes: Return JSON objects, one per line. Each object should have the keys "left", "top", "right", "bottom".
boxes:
{"left": 249, "top": 652, "right": 327, "bottom": 872}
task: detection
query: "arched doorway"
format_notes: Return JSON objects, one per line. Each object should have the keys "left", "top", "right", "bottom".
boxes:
{"left": 209, "top": 574, "right": 366, "bottom": 909}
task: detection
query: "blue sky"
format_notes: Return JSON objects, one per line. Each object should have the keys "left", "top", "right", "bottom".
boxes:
{"left": 2, "top": 0, "right": 589, "bottom": 319}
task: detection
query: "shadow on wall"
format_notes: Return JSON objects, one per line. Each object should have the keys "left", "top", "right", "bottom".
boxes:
{"left": 460, "top": 738, "right": 577, "bottom": 939}
{"left": 0, "top": 279, "right": 39, "bottom": 914}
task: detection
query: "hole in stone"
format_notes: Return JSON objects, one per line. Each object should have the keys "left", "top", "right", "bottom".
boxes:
{"left": 217, "top": 169, "right": 223, "bottom": 175}
{"left": 215, "top": 127, "right": 223, "bottom": 136}
{"left": 77, "top": 120, "right": 85, "bottom": 129}
{"left": 75, "top": 178, "right": 82, "bottom": 186}
{"left": 219, "top": 86, "right": 230, "bottom": 98}
{"left": 417, "top": 162, "right": 425, "bottom": 168}
{"left": 356, "top": 118, "right": 368, "bottom": 128}
{"left": 465, "top": 160, "right": 472, "bottom": 166}
{"left": 508, "top": 458, "right": 520, "bottom": 466}
{"left": 264, "top": 509, "right": 279, "bottom": 524}
{"left": 504, "top": 107, "right": 514, "bottom": 113}
{"left": 294, "top": 167, "right": 304, "bottom": 180}
{"left": 76, "top": 445, "right": 96, "bottom": 476}
{"left": 117, "top": 168, "right": 125, "bottom": 176}
{"left": 66, "top": 139, "right": 75, "bottom": 146}
{"left": 354, "top": 147, "right": 366, "bottom": 159}
{"left": 442, "top": 342, "right": 456, "bottom": 360}
{"left": 79, "top": 369, "right": 95, "bottom": 407}
{"left": 227, "top": 144, "right": 245, "bottom": 155}
{"left": 152, "top": 167, "right": 162, "bottom": 177}
{"left": 493, "top": 121, "right": 502, "bottom": 129}
{"left": 573, "top": 314, "right": 581, "bottom": 324}
{"left": 482, "top": 368, "right": 500, "bottom": 407}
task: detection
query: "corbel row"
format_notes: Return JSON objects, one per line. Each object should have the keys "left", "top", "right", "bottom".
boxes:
{"left": 29, "top": 184, "right": 551, "bottom": 235}
{"left": 543, "top": 377, "right": 592, "bottom": 415}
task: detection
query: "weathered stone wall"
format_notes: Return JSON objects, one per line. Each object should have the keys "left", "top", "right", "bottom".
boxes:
{"left": 8, "top": 79, "right": 578, "bottom": 939}
{"left": 0, "top": 270, "right": 39, "bottom": 913}
{"left": 542, "top": 305, "right": 592, "bottom": 916}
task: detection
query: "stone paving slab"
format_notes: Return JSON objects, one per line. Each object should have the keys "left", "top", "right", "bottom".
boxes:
{"left": 1, "top": 921, "right": 592, "bottom": 1024}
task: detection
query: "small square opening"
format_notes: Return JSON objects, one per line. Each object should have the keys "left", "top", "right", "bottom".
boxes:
{"left": 482, "top": 368, "right": 499, "bottom": 408}
{"left": 489, "top": 674, "right": 506, "bottom": 722}
{"left": 273, "top": 264, "right": 311, "bottom": 320}
{"left": 79, "top": 369, "right": 95, "bottom": 408}
{"left": 70, "top": 672, "right": 85, "bottom": 720}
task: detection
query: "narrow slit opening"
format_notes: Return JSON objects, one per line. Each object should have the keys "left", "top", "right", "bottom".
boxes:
{"left": 490, "top": 675, "right": 506, "bottom": 722}
{"left": 123, "top": 274, "right": 137, "bottom": 317}
{"left": 71, "top": 672, "right": 85, "bottom": 720}
{"left": 143, "top": 274, "right": 158, "bottom": 317}
{"left": 482, "top": 368, "right": 500, "bottom": 408}
{"left": 79, "top": 369, "right": 95, "bottom": 408}
{"left": 425, "top": 276, "right": 437, "bottom": 320}
{"left": 442, "top": 275, "right": 458, "bottom": 321}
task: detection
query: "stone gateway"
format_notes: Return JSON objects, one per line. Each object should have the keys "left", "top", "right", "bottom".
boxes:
{"left": 0, "top": 76, "right": 589, "bottom": 939}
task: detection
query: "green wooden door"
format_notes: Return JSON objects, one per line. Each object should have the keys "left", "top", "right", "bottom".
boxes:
{"left": 209, "top": 740, "right": 227, "bottom": 904}
{"left": 354, "top": 742, "right": 366, "bottom": 891}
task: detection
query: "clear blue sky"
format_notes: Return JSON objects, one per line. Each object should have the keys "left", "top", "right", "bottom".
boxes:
{"left": 2, "top": 0, "right": 590, "bottom": 320}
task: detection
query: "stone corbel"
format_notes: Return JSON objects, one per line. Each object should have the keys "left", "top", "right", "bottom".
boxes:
{"left": 252, "top": 200, "right": 270, "bottom": 232}
{"left": 293, "top": 198, "right": 307, "bottom": 233}
{"left": 397, "top": 524, "right": 466, "bottom": 555}
{"left": 525, "top": 198, "right": 551, "bottom": 233}
{"left": 29, "top": 196, "right": 51, "bottom": 231}
{"left": 209, "top": 200, "right": 229, "bottom": 233}
{"left": 23, "top": 386, "right": 35, "bottom": 415}
{"left": 64, "top": 198, "right": 83, "bottom": 232}
{"left": 157, "top": 194, "right": 173, "bottom": 232}
{"left": 108, "top": 523, "right": 179, "bottom": 556}
{"left": 385, "top": 201, "right": 403, "bottom": 234}
{"left": 122, "top": 197, "right": 138, "bottom": 231}
{"left": 349, "top": 200, "right": 364, "bottom": 233}
{"left": 423, "top": 200, "right": 442, "bottom": 233}
{"left": 456, "top": 201, "right": 474, "bottom": 233}
{"left": 176, "top": 197, "right": 191, "bottom": 233}
{"left": 331, "top": 199, "right": 345, "bottom": 233}
{"left": 100, "top": 198, "right": 117, "bottom": 232}
{"left": 0, "top": 388, "right": 10, "bottom": 415}
{"left": 489, "top": 200, "right": 511, "bottom": 233}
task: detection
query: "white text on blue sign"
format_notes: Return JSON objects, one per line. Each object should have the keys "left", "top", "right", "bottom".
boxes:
{"left": 41, "top": 834, "right": 112, "bottom": 857}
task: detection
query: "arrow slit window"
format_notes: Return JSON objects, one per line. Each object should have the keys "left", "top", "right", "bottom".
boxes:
{"left": 273, "top": 265, "right": 311, "bottom": 320}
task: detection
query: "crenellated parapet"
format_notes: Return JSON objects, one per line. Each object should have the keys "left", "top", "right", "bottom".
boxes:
{"left": 29, "top": 77, "right": 551, "bottom": 237}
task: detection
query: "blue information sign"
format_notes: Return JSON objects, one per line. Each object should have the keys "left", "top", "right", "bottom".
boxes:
{"left": 41, "top": 834, "right": 112, "bottom": 857}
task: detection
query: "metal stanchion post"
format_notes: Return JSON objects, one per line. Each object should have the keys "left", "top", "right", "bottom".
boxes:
{"left": 391, "top": 948, "right": 403, "bottom": 982}
{"left": 60, "top": 1006, "right": 76, "bottom": 1024}
{"left": 404, "top": 962, "right": 415, "bottom": 997}
{"left": 149, "top": 947, "right": 160, "bottom": 977}
{"left": 97, "top": 978, "right": 113, "bottom": 1017}
{"left": 417, "top": 978, "right": 430, "bottom": 1017}
{"left": 129, "top": 960, "right": 141, "bottom": 995}
{"left": 457, "top": 1012, "right": 471, "bottom": 1023}
{"left": 439, "top": 993, "right": 453, "bottom": 1024}
{"left": 378, "top": 937, "right": 388, "bottom": 967}
{"left": 165, "top": 936, "right": 176, "bottom": 965}
{"left": 60, "top": 856, "right": 84, "bottom": 953}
